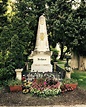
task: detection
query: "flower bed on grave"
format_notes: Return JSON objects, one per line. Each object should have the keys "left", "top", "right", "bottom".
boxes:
{"left": 22, "top": 73, "right": 61, "bottom": 97}
{"left": 22, "top": 73, "right": 78, "bottom": 97}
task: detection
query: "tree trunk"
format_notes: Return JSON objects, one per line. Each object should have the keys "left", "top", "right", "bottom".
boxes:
{"left": 71, "top": 52, "right": 86, "bottom": 71}
{"left": 71, "top": 52, "right": 78, "bottom": 69}
{"left": 79, "top": 56, "right": 85, "bottom": 71}
{"left": 60, "top": 43, "right": 64, "bottom": 60}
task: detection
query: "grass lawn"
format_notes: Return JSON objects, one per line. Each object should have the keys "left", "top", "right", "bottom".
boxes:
{"left": 71, "top": 70, "right": 86, "bottom": 90}
{"left": 57, "top": 60, "right": 86, "bottom": 90}
{"left": 57, "top": 59, "right": 66, "bottom": 69}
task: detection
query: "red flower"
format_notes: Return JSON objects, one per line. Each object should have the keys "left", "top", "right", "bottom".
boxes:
{"left": 22, "top": 76, "right": 25, "bottom": 81}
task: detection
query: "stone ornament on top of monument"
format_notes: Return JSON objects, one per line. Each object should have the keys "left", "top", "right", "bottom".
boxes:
{"left": 29, "top": 15, "right": 52, "bottom": 72}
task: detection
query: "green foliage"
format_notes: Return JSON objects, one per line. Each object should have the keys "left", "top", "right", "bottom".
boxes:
{"left": 0, "top": 80, "right": 8, "bottom": 86}
{"left": 0, "top": 65, "right": 15, "bottom": 80}
{"left": 57, "top": 60, "right": 65, "bottom": 64}
{"left": 57, "top": 59, "right": 66, "bottom": 69}
{"left": 8, "top": 0, "right": 36, "bottom": 63}
{"left": 62, "top": 78, "right": 78, "bottom": 84}
{"left": 47, "top": 0, "right": 73, "bottom": 59}
{"left": 9, "top": 34, "right": 25, "bottom": 68}
{"left": 51, "top": 48, "right": 59, "bottom": 63}
{"left": 47, "top": 0, "right": 86, "bottom": 57}
{"left": 8, "top": 79, "right": 22, "bottom": 86}
{"left": 0, "top": 0, "right": 11, "bottom": 68}
{"left": 0, "top": 0, "right": 49, "bottom": 80}
{"left": 30, "top": 88, "right": 61, "bottom": 97}
{"left": 0, "top": 0, "right": 8, "bottom": 28}
{"left": 66, "top": 0, "right": 86, "bottom": 56}
{"left": 71, "top": 71, "right": 86, "bottom": 90}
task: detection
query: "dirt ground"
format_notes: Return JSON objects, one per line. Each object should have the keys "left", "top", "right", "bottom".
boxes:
{"left": 0, "top": 88, "right": 86, "bottom": 106}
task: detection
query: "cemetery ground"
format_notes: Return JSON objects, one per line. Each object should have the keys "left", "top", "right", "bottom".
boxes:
{"left": 0, "top": 71, "right": 86, "bottom": 106}
{"left": 0, "top": 87, "right": 86, "bottom": 106}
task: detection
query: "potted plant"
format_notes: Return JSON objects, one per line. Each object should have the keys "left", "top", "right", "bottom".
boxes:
{"left": 62, "top": 78, "right": 78, "bottom": 90}
{"left": 8, "top": 79, "right": 22, "bottom": 92}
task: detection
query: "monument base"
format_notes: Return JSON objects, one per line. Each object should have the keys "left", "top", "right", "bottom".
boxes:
{"left": 31, "top": 64, "right": 52, "bottom": 72}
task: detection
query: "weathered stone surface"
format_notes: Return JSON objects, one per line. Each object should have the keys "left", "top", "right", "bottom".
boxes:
{"left": 29, "top": 15, "right": 52, "bottom": 72}
{"left": 35, "top": 15, "right": 49, "bottom": 52}
{"left": 15, "top": 68, "right": 23, "bottom": 80}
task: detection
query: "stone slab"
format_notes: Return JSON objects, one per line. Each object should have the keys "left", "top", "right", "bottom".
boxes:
{"left": 31, "top": 64, "right": 52, "bottom": 72}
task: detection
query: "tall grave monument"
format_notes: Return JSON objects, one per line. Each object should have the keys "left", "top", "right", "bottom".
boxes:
{"left": 29, "top": 15, "right": 52, "bottom": 72}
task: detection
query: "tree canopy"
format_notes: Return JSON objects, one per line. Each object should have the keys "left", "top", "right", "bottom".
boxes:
{"left": 46, "top": 0, "right": 86, "bottom": 58}
{"left": 71, "top": 0, "right": 86, "bottom": 56}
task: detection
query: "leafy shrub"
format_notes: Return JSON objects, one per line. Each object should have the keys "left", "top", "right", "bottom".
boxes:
{"left": 0, "top": 64, "right": 15, "bottom": 81}
{"left": 51, "top": 48, "right": 59, "bottom": 63}
{"left": 62, "top": 78, "right": 78, "bottom": 84}
{"left": 8, "top": 79, "right": 22, "bottom": 86}
{"left": 0, "top": 68, "right": 7, "bottom": 80}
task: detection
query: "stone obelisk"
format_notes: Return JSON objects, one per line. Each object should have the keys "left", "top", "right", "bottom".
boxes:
{"left": 29, "top": 15, "right": 52, "bottom": 72}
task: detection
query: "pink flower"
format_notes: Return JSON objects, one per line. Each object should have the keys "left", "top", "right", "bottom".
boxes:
{"left": 44, "top": 81, "right": 47, "bottom": 85}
